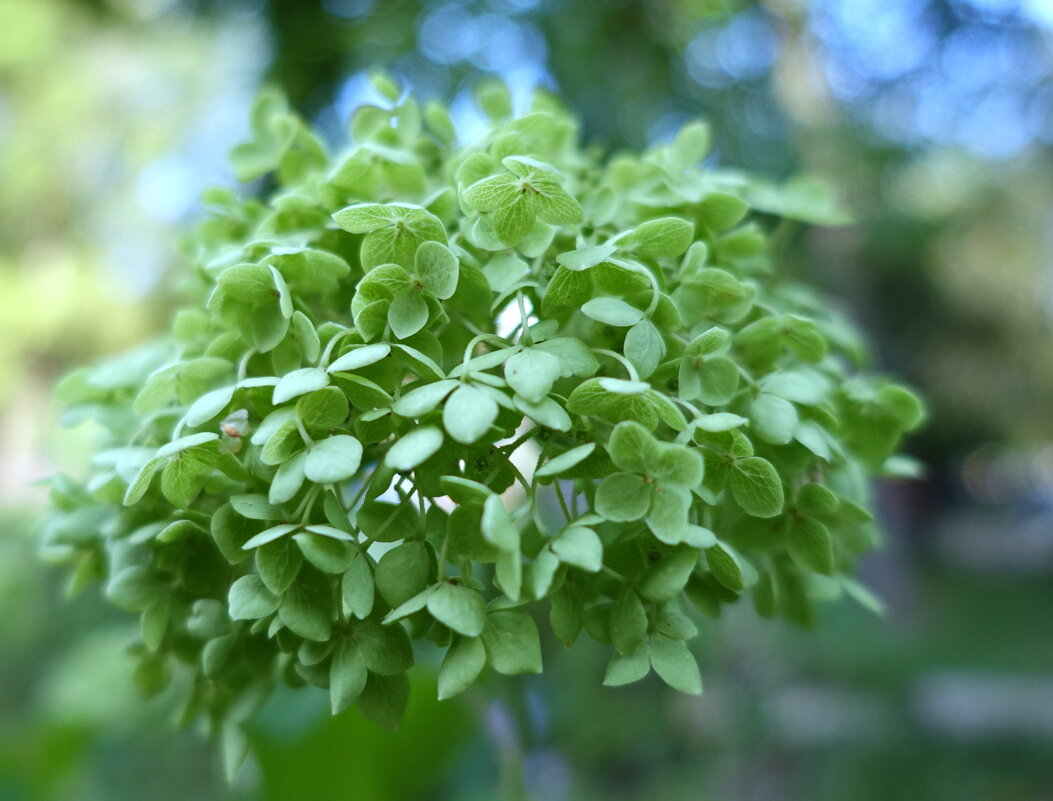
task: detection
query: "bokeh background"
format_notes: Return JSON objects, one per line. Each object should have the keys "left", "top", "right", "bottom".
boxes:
{"left": 2, "top": 0, "right": 1053, "bottom": 799}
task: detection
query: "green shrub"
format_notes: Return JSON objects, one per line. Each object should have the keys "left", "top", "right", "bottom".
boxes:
{"left": 44, "top": 77, "right": 922, "bottom": 772}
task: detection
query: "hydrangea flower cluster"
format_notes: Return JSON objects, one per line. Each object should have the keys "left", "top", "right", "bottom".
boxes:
{"left": 44, "top": 77, "right": 922, "bottom": 770}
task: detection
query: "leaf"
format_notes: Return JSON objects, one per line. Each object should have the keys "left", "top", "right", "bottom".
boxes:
{"left": 535, "top": 443, "right": 596, "bottom": 480}
{"left": 606, "top": 420, "right": 658, "bottom": 474}
{"left": 342, "top": 552, "right": 375, "bottom": 620}
{"left": 462, "top": 172, "right": 520, "bottom": 211}
{"left": 228, "top": 575, "right": 279, "bottom": 620}
{"left": 438, "top": 636, "right": 487, "bottom": 700}
{"left": 273, "top": 368, "right": 329, "bottom": 405}
{"left": 750, "top": 392, "right": 798, "bottom": 445}
{"left": 330, "top": 639, "right": 368, "bottom": 714}
{"left": 551, "top": 526, "right": 603, "bottom": 572}
{"left": 328, "top": 343, "right": 392, "bottom": 373}
{"left": 415, "top": 240, "right": 459, "bottom": 299}
{"left": 619, "top": 217, "right": 694, "bottom": 258}
{"left": 638, "top": 548, "right": 699, "bottom": 602}
{"left": 443, "top": 384, "right": 498, "bottom": 444}
{"left": 385, "top": 426, "right": 443, "bottom": 471}
{"left": 730, "top": 457, "right": 784, "bottom": 518}
{"left": 649, "top": 635, "right": 702, "bottom": 694}
{"left": 388, "top": 288, "right": 429, "bottom": 339}
{"left": 269, "top": 450, "right": 307, "bottom": 505}
{"left": 304, "top": 435, "right": 363, "bottom": 484}
{"left": 646, "top": 485, "right": 691, "bottom": 545}
{"left": 230, "top": 494, "right": 283, "bottom": 520}
{"left": 357, "top": 671, "right": 410, "bottom": 731}
{"left": 186, "top": 386, "right": 234, "bottom": 427}
{"left": 481, "top": 494, "right": 519, "bottom": 552}
{"left": 242, "top": 523, "right": 299, "bottom": 550}
{"left": 356, "top": 621, "right": 414, "bottom": 675}
{"left": 482, "top": 610, "right": 542, "bottom": 675}
{"left": 279, "top": 582, "right": 332, "bottom": 641}
{"left": 650, "top": 443, "right": 704, "bottom": 487}
{"left": 596, "top": 473, "right": 651, "bottom": 521}
{"left": 393, "top": 379, "right": 458, "bottom": 418}
{"left": 294, "top": 533, "right": 356, "bottom": 574}
{"left": 427, "top": 583, "right": 486, "bottom": 637}
{"left": 603, "top": 642, "right": 651, "bottom": 687}
{"left": 580, "top": 297, "right": 645, "bottom": 327}
{"left": 624, "top": 319, "right": 664, "bottom": 379}
{"left": 610, "top": 590, "right": 648, "bottom": 655}
{"left": 256, "top": 538, "right": 302, "bottom": 595}
{"left": 787, "top": 516, "right": 835, "bottom": 575}
{"left": 504, "top": 348, "right": 561, "bottom": 403}
{"left": 375, "top": 542, "right": 430, "bottom": 608}
{"left": 797, "top": 483, "right": 839, "bottom": 517}
{"left": 557, "top": 242, "right": 616, "bottom": 271}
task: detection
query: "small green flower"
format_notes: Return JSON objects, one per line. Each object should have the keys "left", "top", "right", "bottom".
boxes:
{"left": 596, "top": 421, "right": 704, "bottom": 544}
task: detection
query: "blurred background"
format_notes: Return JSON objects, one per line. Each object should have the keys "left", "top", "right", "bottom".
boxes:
{"left": 2, "top": 0, "right": 1053, "bottom": 799}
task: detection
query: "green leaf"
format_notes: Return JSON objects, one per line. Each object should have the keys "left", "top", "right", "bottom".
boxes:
{"left": 504, "top": 348, "right": 561, "bottom": 403}
{"left": 393, "top": 379, "right": 458, "bottom": 418}
{"left": 618, "top": 217, "right": 694, "bottom": 258}
{"left": 650, "top": 443, "right": 704, "bottom": 487}
{"left": 438, "top": 636, "right": 487, "bottom": 700}
{"left": 356, "top": 621, "right": 414, "bottom": 675}
{"left": 606, "top": 420, "right": 658, "bottom": 474}
{"left": 256, "top": 538, "right": 302, "bottom": 595}
{"left": 610, "top": 590, "right": 648, "bottom": 655}
{"left": 750, "top": 392, "right": 798, "bottom": 445}
{"left": 304, "top": 435, "right": 363, "bottom": 484}
{"left": 427, "top": 583, "right": 486, "bottom": 637}
{"left": 274, "top": 368, "right": 329, "bottom": 404}
{"left": 242, "top": 523, "right": 299, "bottom": 550}
{"left": 443, "top": 384, "right": 498, "bottom": 444}
{"left": 481, "top": 494, "right": 519, "bottom": 552}
{"left": 603, "top": 642, "right": 651, "bottom": 687}
{"left": 535, "top": 443, "right": 596, "bottom": 480}
{"left": 279, "top": 582, "right": 332, "bottom": 641}
{"left": 638, "top": 548, "right": 699, "bottom": 602}
{"left": 581, "top": 297, "right": 645, "bottom": 327}
{"left": 649, "top": 635, "right": 702, "bottom": 694}
{"left": 787, "top": 516, "right": 835, "bottom": 575}
{"left": 557, "top": 242, "right": 616, "bottom": 271}
{"left": 646, "top": 485, "right": 691, "bottom": 544}
{"left": 482, "top": 610, "right": 542, "bottom": 675}
{"left": 596, "top": 472, "right": 651, "bottom": 521}
{"left": 228, "top": 575, "right": 279, "bottom": 620}
{"left": 798, "top": 483, "right": 839, "bottom": 517}
{"left": 388, "top": 288, "right": 429, "bottom": 339}
{"left": 385, "top": 426, "right": 443, "bottom": 471}
{"left": 328, "top": 343, "right": 391, "bottom": 373}
{"left": 491, "top": 195, "right": 537, "bottom": 245}
{"left": 294, "top": 533, "right": 356, "bottom": 574}
{"left": 624, "top": 319, "right": 665, "bottom": 379}
{"left": 342, "top": 552, "right": 375, "bottom": 620}
{"left": 269, "top": 451, "right": 307, "bottom": 505}
{"left": 230, "top": 494, "right": 283, "bottom": 520}
{"left": 299, "top": 387, "right": 349, "bottom": 432}
{"left": 375, "top": 542, "right": 430, "bottom": 608}
{"left": 357, "top": 671, "right": 410, "bottom": 731}
{"left": 730, "top": 457, "right": 784, "bottom": 518}
{"left": 706, "top": 543, "right": 745, "bottom": 591}
{"left": 123, "top": 456, "right": 164, "bottom": 506}
{"left": 330, "top": 639, "right": 368, "bottom": 714}
{"left": 551, "top": 526, "right": 603, "bottom": 572}
{"left": 415, "top": 240, "right": 459, "bottom": 299}
{"left": 462, "top": 172, "right": 520, "bottom": 211}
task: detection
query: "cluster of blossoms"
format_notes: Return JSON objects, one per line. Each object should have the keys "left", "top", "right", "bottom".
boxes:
{"left": 45, "top": 77, "right": 921, "bottom": 771}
